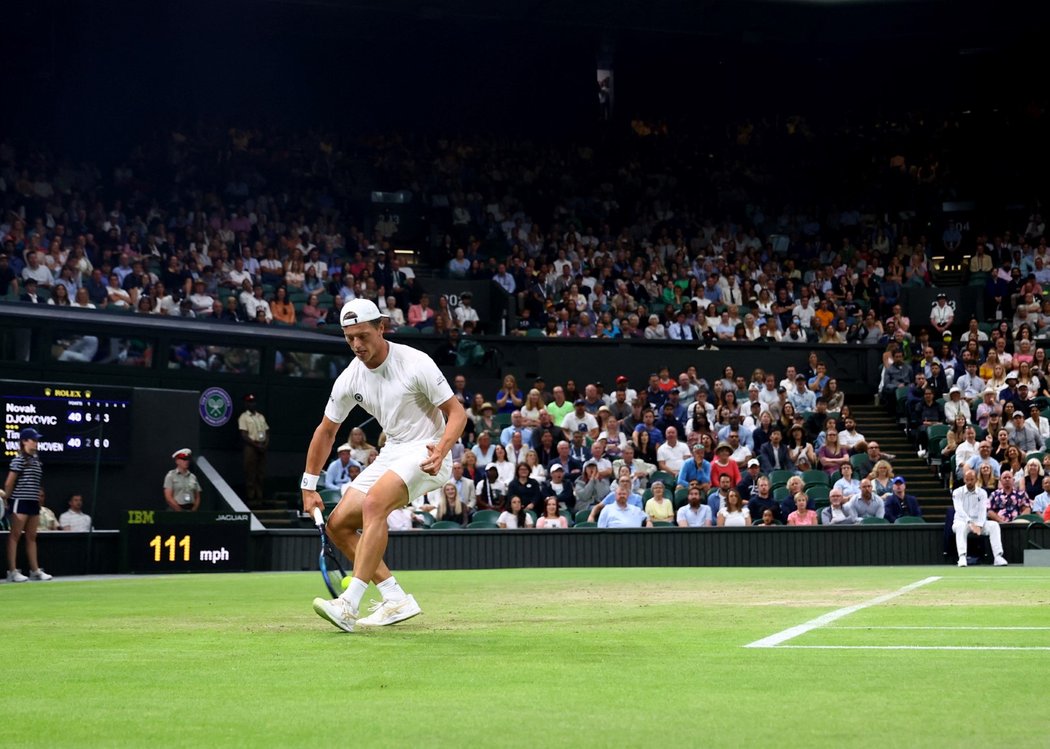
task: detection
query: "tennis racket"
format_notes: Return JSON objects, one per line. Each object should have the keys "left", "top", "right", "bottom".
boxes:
{"left": 312, "top": 507, "right": 348, "bottom": 598}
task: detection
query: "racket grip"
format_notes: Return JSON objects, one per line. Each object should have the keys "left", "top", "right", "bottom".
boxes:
{"left": 311, "top": 507, "right": 324, "bottom": 526}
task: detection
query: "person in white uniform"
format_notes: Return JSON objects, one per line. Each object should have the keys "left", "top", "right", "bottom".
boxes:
{"left": 302, "top": 299, "right": 467, "bottom": 632}
{"left": 951, "top": 468, "right": 1008, "bottom": 568}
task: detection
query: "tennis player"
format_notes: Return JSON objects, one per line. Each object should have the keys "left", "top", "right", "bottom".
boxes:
{"left": 302, "top": 298, "right": 466, "bottom": 631}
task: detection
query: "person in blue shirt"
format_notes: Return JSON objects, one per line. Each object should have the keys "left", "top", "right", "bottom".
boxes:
{"left": 597, "top": 485, "right": 652, "bottom": 528}
{"left": 324, "top": 443, "right": 361, "bottom": 490}
{"left": 676, "top": 442, "right": 712, "bottom": 494}
{"left": 587, "top": 476, "right": 643, "bottom": 522}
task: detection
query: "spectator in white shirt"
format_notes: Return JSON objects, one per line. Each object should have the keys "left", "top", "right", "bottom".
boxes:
{"left": 656, "top": 427, "right": 691, "bottom": 474}
{"left": 951, "top": 469, "right": 1008, "bottom": 567}
{"left": 930, "top": 293, "right": 954, "bottom": 336}
{"left": 58, "top": 494, "right": 92, "bottom": 532}
{"left": 943, "top": 387, "right": 971, "bottom": 424}
{"left": 1025, "top": 403, "right": 1050, "bottom": 439}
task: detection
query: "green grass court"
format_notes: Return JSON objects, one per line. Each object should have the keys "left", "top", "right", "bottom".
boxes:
{"left": 4, "top": 567, "right": 1049, "bottom": 748}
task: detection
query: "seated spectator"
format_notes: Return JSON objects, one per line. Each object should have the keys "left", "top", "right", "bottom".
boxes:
{"left": 716, "top": 490, "right": 750, "bottom": 527}
{"left": 676, "top": 485, "right": 713, "bottom": 527}
{"left": 543, "top": 464, "right": 575, "bottom": 511}
{"left": 435, "top": 483, "right": 468, "bottom": 526}
{"left": 848, "top": 479, "right": 885, "bottom": 520}
{"left": 786, "top": 493, "right": 818, "bottom": 526}
{"left": 535, "top": 496, "right": 568, "bottom": 529}
{"left": 324, "top": 442, "right": 361, "bottom": 491}
{"left": 987, "top": 471, "right": 1030, "bottom": 523}
{"left": 758, "top": 427, "right": 793, "bottom": 475}
{"left": 756, "top": 508, "right": 778, "bottom": 526}
{"left": 1018, "top": 458, "right": 1044, "bottom": 503}
{"left": 817, "top": 429, "right": 850, "bottom": 476}
{"left": 656, "top": 426, "right": 690, "bottom": 474}
{"left": 883, "top": 477, "right": 923, "bottom": 523}
{"left": 820, "top": 488, "right": 860, "bottom": 525}
{"left": 497, "top": 495, "right": 534, "bottom": 529}
{"left": 597, "top": 485, "right": 652, "bottom": 528}
{"left": 270, "top": 286, "right": 296, "bottom": 325}
{"left": 746, "top": 476, "right": 779, "bottom": 522}
{"left": 709, "top": 441, "right": 741, "bottom": 489}
{"left": 1032, "top": 475, "right": 1050, "bottom": 517}
{"left": 951, "top": 469, "right": 1008, "bottom": 567}
{"left": 507, "top": 462, "right": 543, "bottom": 513}
{"left": 736, "top": 458, "right": 763, "bottom": 498}
{"left": 785, "top": 425, "right": 817, "bottom": 472}
{"left": 387, "top": 506, "right": 421, "bottom": 531}
{"left": 589, "top": 475, "right": 644, "bottom": 521}
{"left": 706, "top": 473, "right": 734, "bottom": 517}
{"left": 573, "top": 461, "right": 610, "bottom": 516}
{"left": 58, "top": 493, "right": 92, "bottom": 532}
{"left": 475, "top": 464, "right": 507, "bottom": 513}
{"left": 644, "top": 481, "right": 675, "bottom": 524}
{"left": 676, "top": 443, "right": 712, "bottom": 493}
{"left": 870, "top": 460, "right": 896, "bottom": 500}
{"left": 833, "top": 463, "right": 862, "bottom": 501}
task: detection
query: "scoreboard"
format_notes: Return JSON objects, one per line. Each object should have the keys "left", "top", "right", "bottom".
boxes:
{"left": 1, "top": 381, "right": 133, "bottom": 462}
{"left": 122, "top": 511, "right": 251, "bottom": 573}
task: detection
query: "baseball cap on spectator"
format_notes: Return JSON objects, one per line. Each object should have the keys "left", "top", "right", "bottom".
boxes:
{"left": 892, "top": 476, "right": 906, "bottom": 485}
{"left": 171, "top": 448, "right": 192, "bottom": 460}
{"left": 549, "top": 464, "right": 565, "bottom": 475}
{"left": 616, "top": 375, "right": 629, "bottom": 385}
{"left": 747, "top": 458, "right": 760, "bottom": 468}
{"left": 574, "top": 398, "right": 585, "bottom": 406}
{"left": 336, "top": 443, "right": 352, "bottom": 453}
{"left": 795, "top": 374, "right": 806, "bottom": 381}
{"left": 20, "top": 427, "right": 43, "bottom": 441}
{"left": 1012, "top": 412, "right": 1025, "bottom": 420}
{"left": 1006, "top": 371, "right": 1019, "bottom": 381}
{"left": 949, "top": 386, "right": 961, "bottom": 395}
{"left": 748, "top": 383, "right": 760, "bottom": 391}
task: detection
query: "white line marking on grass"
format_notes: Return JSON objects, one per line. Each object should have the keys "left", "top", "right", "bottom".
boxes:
{"left": 774, "top": 645, "right": 1050, "bottom": 651}
{"left": 940, "top": 577, "right": 1050, "bottom": 582}
{"left": 827, "top": 621, "right": 1050, "bottom": 626}
{"left": 744, "top": 576, "right": 942, "bottom": 649}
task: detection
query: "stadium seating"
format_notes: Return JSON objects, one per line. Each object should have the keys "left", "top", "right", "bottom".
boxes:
{"left": 431, "top": 521, "right": 463, "bottom": 530}
{"left": 894, "top": 516, "right": 926, "bottom": 524}
{"left": 861, "top": 517, "right": 890, "bottom": 525}
{"left": 472, "top": 509, "right": 500, "bottom": 524}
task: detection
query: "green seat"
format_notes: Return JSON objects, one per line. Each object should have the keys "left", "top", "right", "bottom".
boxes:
{"left": 650, "top": 471, "right": 676, "bottom": 487}
{"left": 861, "top": 516, "right": 890, "bottom": 525}
{"left": 466, "top": 520, "right": 499, "bottom": 529}
{"left": 492, "top": 413, "right": 512, "bottom": 429}
{"left": 752, "top": 518, "right": 782, "bottom": 526}
{"left": 1027, "top": 451, "right": 1046, "bottom": 464}
{"left": 525, "top": 328, "right": 545, "bottom": 337}
{"left": 575, "top": 509, "right": 592, "bottom": 524}
{"left": 674, "top": 487, "right": 689, "bottom": 504}
{"left": 806, "top": 486, "right": 830, "bottom": 501}
{"left": 641, "top": 488, "right": 653, "bottom": 502}
{"left": 1018, "top": 513, "right": 1046, "bottom": 524}
{"left": 652, "top": 521, "right": 674, "bottom": 527}
{"left": 525, "top": 510, "right": 537, "bottom": 524}
{"left": 773, "top": 487, "right": 790, "bottom": 503}
{"left": 850, "top": 453, "right": 868, "bottom": 470}
{"left": 769, "top": 470, "right": 795, "bottom": 488}
{"left": 574, "top": 521, "right": 597, "bottom": 528}
{"left": 559, "top": 510, "right": 574, "bottom": 525}
{"left": 413, "top": 511, "right": 435, "bottom": 528}
{"left": 396, "top": 326, "right": 419, "bottom": 335}
{"left": 473, "top": 509, "right": 500, "bottom": 524}
{"left": 894, "top": 516, "right": 926, "bottom": 524}
{"left": 927, "top": 424, "right": 951, "bottom": 443}
{"left": 801, "top": 470, "right": 828, "bottom": 487}
{"left": 431, "top": 520, "right": 462, "bottom": 530}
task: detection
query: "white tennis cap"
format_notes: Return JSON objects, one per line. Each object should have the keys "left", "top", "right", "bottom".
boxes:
{"left": 339, "top": 298, "right": 387, "bottom": 327}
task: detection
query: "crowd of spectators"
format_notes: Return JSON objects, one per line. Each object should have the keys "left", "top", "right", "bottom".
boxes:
{"left": 1, "top": 112, "right": 1047, "bottom": 351}
{"left": 374, "top": 356, "right": 933, "bottom": 528}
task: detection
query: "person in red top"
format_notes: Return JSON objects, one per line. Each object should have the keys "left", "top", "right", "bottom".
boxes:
{"left": 656, "top": 366, "right": 676, "bottom": 393}
{"left": 709, "top": 442, "right": 741, "bottom": 489}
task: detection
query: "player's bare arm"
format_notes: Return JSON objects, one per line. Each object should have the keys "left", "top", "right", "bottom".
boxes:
{"left": 302, "top": 415, "right": 341, "bottom": 513}
{"left": 421, "top": 396, "right": 467, "bottom": 475}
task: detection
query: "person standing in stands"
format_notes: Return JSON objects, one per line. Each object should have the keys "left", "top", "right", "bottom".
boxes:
{"left": 239, "top": 394, "right": 269, "bottom": 506}
{"left": 3, "top": 428, "right": 53, "bottom": 581}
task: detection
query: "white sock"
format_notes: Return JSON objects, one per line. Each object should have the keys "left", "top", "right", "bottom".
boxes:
{"left": 339, "top": 577, "right": 369, "bottom": 612}
{"left": 377, "top": 576, "right": 407, "bottom": 602}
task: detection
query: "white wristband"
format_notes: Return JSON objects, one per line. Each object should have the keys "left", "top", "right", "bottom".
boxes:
{"left": 301, "top": 473, "right": 320, "bottom": 491}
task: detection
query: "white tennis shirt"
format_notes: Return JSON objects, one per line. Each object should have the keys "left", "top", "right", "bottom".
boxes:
{"left": 325, "top": 341, "right": 453, "bottom": 446}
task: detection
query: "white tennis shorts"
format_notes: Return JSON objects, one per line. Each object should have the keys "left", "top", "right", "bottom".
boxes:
{"left": 349, "top": 441, "right": 451, "bottom": 502}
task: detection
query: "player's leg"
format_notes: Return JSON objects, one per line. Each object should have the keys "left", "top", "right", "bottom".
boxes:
{"left": 326, "top": 487, "right": 393, "bottom": 585}
{"left": 7, "top": 513, "right": 26, "bottom": 575}
{"left": 351, "top": 470, "right": 409, "bottom": 592}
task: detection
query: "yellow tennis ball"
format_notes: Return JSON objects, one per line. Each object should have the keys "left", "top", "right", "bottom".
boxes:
{"left": 341, "top": 576, "right": 350, "bottom": 590}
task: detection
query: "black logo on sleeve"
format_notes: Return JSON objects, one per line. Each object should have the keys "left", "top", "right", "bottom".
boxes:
{"left": 354, "top": 393, "right": 364, "bottom": 402}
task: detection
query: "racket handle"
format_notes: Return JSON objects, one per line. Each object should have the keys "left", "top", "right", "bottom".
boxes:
{"left": 311, "top": 507, "right": 324, "bottom": 526}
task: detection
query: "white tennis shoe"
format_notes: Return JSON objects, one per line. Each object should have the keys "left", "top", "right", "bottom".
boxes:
{"left": 312, "top": 597, "right": 358, "bottom": 632}
{"left": 356, "top": 595, "right": 422, "bottom": 627}
{"left": 29, "top": 568, "right": 53, "bottom": 581}
{"left": 6, "top": 569, "right": 28, "bottom": 582}
{"left": 957, "top": 556, "right": 967, "bottom": 567}
{"left": 993, "top": 556, "right": 1009, "bottom": 566}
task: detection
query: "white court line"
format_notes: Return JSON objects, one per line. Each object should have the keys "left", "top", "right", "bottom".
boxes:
{"left": 775, "top": 645, "right": 1050, "bottom": 651}
{"left": 744, "top": 576, "right": 942, "bottom": 649}
{"left": 939, "top": 577, "right": 1050, "bottom": 582}
{"left": 831, "top": 621, "right": 1050, "bottom": 626}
